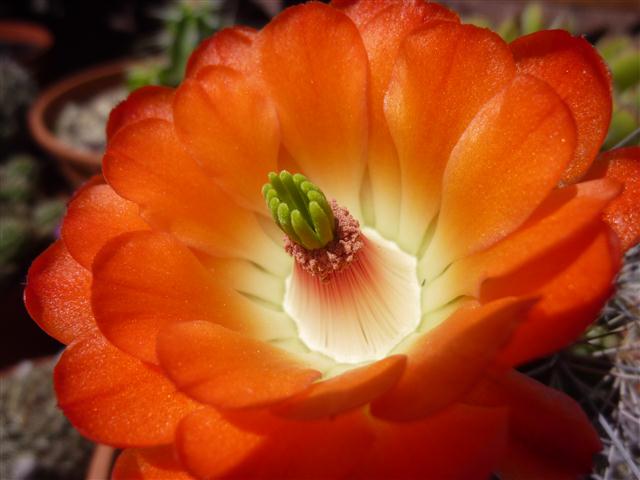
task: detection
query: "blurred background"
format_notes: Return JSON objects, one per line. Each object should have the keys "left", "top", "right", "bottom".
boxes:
{"left": 0, "top": 0, "right": 638, "bottom": 479}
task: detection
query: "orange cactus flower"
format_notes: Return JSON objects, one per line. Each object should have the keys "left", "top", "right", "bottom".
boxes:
{"left": 25, "top": 1, "right": 640, "bottom": 479}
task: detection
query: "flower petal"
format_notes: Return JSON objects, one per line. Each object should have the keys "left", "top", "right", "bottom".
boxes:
{"left": 469, "top": 370, "right": 601, "bottom": 475}
{"left": 511, "top": 30, "right": 612, "bottom": 183}
{"left": 92, "top": 231, "right": 295, "bottom": 364}
{"left": 259, "top": 2, "right": 369, "bottom": 215}
{"left": 386, "top": 22, "right": 516, "bottom": 252}
{"left": 157, "top": 320, "right": 320, "bottom": 409}
{"left": 422, "top": 74, "right": 577, "bottom": 279}
{"left": 186, "top": 26, "right": 257, "bottom": 78}
{"left": 276, "top": 355, "right": 406, "bottom": 420}
{"left": 24, "top": 241, "right": 96, "bottom": 344}
{"left": 61, "top": 184, "right": 149, "bottom": 269}
{"left": 498, "top": 440, "right": 582, "bottom": 480}
{"left": 584, "top": 146, "right": 640, "bottom": 251}
{"left": 112, "top": 447, "right": 194, "bottom": 480}
{"left": 106, "top": 86, "right": 174, "bottom": 141}
{"left": 54, "top": 334, "right": 198, "bottom": 447}
{"left": 359, "top": 404, "right": 509, "bottom": 480}
{"left": 336, "top": 0, "right": 458, "bottom": 237}
{"left": 424, "top": 179, "right": 620, "bottom": 311}
{"left": 103, "top": 118, "right": 288, "bottom": 274}
{"left": 491, "top": 225, "right": 620, "bottom": 366}
{"left": 174, "top": 66, "right": 279, "bottom": 213}
{"left": 371, "top": 297, "right": 536, "bottom": 420}
{"left": 176, "top": 407, "right": 373, "bottom": 479}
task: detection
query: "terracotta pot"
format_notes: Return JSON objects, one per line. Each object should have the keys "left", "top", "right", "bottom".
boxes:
{"left": 28, "top": 60, "right": 133, "bottom": 186}
{"left": 0, "top": 20, "right": 53, "bottom": 64}
{"left": 86, "top": 445, "right": 116, "bottom": 479}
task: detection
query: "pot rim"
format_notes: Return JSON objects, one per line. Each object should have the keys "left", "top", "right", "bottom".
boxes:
{"left": 27, "top": 59, "right": 136, "bottom": 169}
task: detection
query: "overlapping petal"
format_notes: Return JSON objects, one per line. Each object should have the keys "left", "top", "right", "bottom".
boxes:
{"left": 585, "top": 147, "right": 640, "bottom": 251}
{"left": 424, "top": 178, "right": 620, "bottom": 310}
{"left": 511, "top": 30, "right": 612, "bottom": 183}
{"left": 174, "top": 66, "right": 280, "bottom": 213}
{"left": 186, "top": 26, "right": 257, "bottom": 78}
{"left": 106, "top": 85, "right": 174, "bottom": 141}
{"left": 91, "top": 231, "right": 295, "bottom": 364}
{"left": 24, "top": 241, "right": 96, "bottom": 344}
{"left": 494, "top": 224, "right": 619, "bottom": 365}
{"left": 259, "top": 2, "right": 369, "bottom": 215}
{"left": 112, "top": 447, "right": 194, "bottom": 480}
{"left": 176, "top": 408, "right": 374, "bottom": 479}
{"left": 386, "top": 22, "right": 516, "bottom": 252}
{"left": 469, "top": 370, "right": 601, "bottom": 475}
{"left": 276, "top": 355, "right": 406, "bottom": 420}
{"left": 498, "top": 441, "right": 583, "bottom": 480}
{"left": 54, "top": 333, "right": 198, "bottom": 447}
{"left": 157, "top": 320, "right": 320, "bottom": 409}
{"left": 335, "top": 0, "right": 459, "bottom": 236}
{"left": 361, "top": 404, "right": 509, "bottom": 480}
{"left": 103, "top": 118, "right": 289, "bottom": 274}
{"left": 61, "top": 183, "right": 149, "bottom": 269}
{"left": 422, "top": 74, "right": 577, "bottom": 279}
{"left": 371, "top": 297, "right": 536, "bottom": 420}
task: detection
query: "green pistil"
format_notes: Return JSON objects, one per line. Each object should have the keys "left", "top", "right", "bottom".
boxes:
{"left": 262, "top": 170, "right": 335, "bottom": 250}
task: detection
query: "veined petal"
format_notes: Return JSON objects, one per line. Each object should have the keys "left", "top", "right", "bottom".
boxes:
{"left": 422, "top": 74, "right": 577, "bottom": 280}
{"left": 106, "top": 86, "right": 174, "bottom": 141}
{"left": 186, "top": 26, "right": 257, "bottom": 79}
{"left": 493, "top": 225, "right": 620, "bottom": 366}
{"left": 276, "top": 355, "right": 406, "bottom": 420}
{"left": 511, "top": 30, "right": 612, "bottom": 183}
{"left": 61, "top": 184, "right": 149, "bottom": 269}
{"left": 259, "top": 2, "right": 369, "bottom": 216}
{"left": 24, "top": 241, "right": 96, "bottom": 345}
{"left": 54, "top": 334, "right": 198, "bottom": 447}
{"left": 424, "top": 179, "right": 620, "bottom": 311}
{"left": 174, "top": 66, "right": 280, "bottom": 213}
{"left": 386, "top": 22, "right": 516, "bottom": 253}
{"left": 112, "top": 447, "right": 194, "bottom": 480}
{"left": 91, "top": 231, "right": 295, "bottom": 365}
{"left": 336, "top": 0, "right": 459, "bottom": 237}
{"left": 359, "top": 404, "right": 509, "bottom": 480}
{"left": 468, "top": 370, "right": 601, "bottom": 475}
{"left": 103, "top": 118, "right": 288, "bottom": 275}
{"left": 371, "top": 297, "right": 536, "bottom": 420}
{"left": 176, "top": 408, "right": 373, "bottom": 479}
{"left": 157, "top": 321, "right": 320, "bottom": 409}
{"left": 584, "top": 146, "right": 640, "bottom": 251}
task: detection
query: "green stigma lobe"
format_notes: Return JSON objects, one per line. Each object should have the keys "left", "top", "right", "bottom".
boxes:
{"left": 263, "top": 170, "right": 335, "bottom": 250}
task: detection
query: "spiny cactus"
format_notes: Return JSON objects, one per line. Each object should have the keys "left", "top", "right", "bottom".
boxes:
{"left": 0, "top": 154, "right": 66, "bottom": 280}
{"left": 0, "top": 56, "right": 36, "bottom": 140}
{"left": 0, "top": 358, "right": 93, "bottom": 480}
{"left": 465, "top": 3, "right": 639, "bottom": 151}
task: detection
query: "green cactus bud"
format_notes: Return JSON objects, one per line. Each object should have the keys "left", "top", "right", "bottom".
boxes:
{"left": 610, "top": 50, "right": 640, "bottom": 92}
{"left": 0, "top": 154, "right": 39, "bottom": 203}
{"left": 597, "top": 36, "right": 633, "bottom": 64}
{"left": 32, "top": 199, "right": 66, "bottom": 238}
{"left": 0, "top": 216, "right": 30, "bottom": 265}
{"left": 521, "top": 3, "right": 544, "bottom": 35}
{"left": 263, "top": 171, "right": 335, "bottom": 250}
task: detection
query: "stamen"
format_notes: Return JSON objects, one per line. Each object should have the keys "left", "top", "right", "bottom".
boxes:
{"left": 263, "top": 171, "right": 335, "bottom": 250}
{"left": 284, "top": 228, "right": 421, "bottom": 364}
{"left": 285, "top": 200, "right": 363, "bottom": 282}
{"left": 264, "top": 170, "right": 421, "bottom": 364}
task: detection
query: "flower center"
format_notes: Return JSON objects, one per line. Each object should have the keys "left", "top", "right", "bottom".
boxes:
{"left": 264, "top": 171, "right": 421, "bottom": 364}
